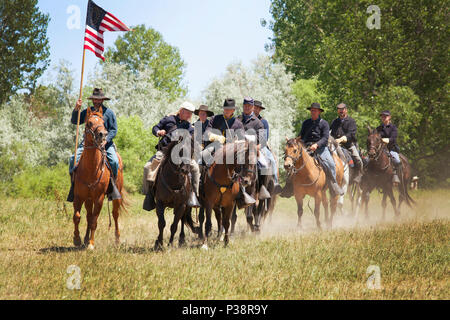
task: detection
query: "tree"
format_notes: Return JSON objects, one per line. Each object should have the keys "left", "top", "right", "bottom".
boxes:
{"left": 202, "top": 55, "right": 297, "bottom": 166}
{"left": 0, "top": 0, "right": 50, "bottom": 104}
{"left": 104, "top": 24, "right": 186, "bottom": 100}
{"left": 267, "top": 0, "right": 450, "bottom": 186}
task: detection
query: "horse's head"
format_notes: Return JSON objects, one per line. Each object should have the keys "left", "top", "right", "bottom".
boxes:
{"left": 164, "top": 134, "right": 193, "bottom": 176}
{"left": 366, "top": 125, "right": 383, "bottom": 159}
{"left": 227, "top": 140, "right": 256, "bottom": 188}
{"left": 85, "top": 107, "right": 108, "bottom": 149}
{"left": 284, "top": 137, "right": 303, "bottom": 171}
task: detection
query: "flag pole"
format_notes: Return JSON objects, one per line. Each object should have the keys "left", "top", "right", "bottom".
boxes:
{"left": 73, "top": 44, "right": 87, "bottom": 168}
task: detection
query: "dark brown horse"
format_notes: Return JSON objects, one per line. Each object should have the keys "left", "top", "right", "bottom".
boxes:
{"left": 199, "top": 141, "right": 256, "bottom": 248}
{"left": 357, "top": 127, "right": 415, "bottom": 220}
{"left": 153, "top": 136, "right": 198, "bottom": 250}
{"left": 72, "top": 107, "right": 126, "bottom": 250}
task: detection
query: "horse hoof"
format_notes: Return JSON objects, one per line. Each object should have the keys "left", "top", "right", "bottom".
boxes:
{"left": 73, "top": 237, "right": 82, "bottom": 247}
{"left": 154, "top": 241, "right": 163, "bottom": 252}
{"left": 201, "top": 244, "right": 209, "bottom": 251}
{"left": 219, "top": 234, "right": 225, "bottom": 242}
{"left": 88, "top": 244, "right": 95, "bottom": 251}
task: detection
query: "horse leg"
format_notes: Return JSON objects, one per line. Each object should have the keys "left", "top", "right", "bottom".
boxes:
{"left": 295, "top": 194, "right": 305, "bottom": 229}
{"left": 179, "top": 217, "right": 186, "bottom": 248}
{"left": 154, "top": 201, "right": 165, "bottom": 251}
{"left": 222, "top": 205, "right": 234, "bottom": 247}
{"left": 381, "top": 192, "right": 388, "bottom": 221}
{"left": 387, "top": 188, "right": 399, "bottom": 218}
{"left": 214, "top": 208, "right": 222, "bottom": 239}
{"left": 87, "top": 196, "right": 105, "bottom": 250}
{"left": 246, "top": 205, "right": 255, "bottom": 233}
{"left": 198, "top": 207, "right": 205, "bottom": 240}
{"left": 314, "top": 193, "right": 323, "bottom": 231}
{"left": 169, "top": 205, "right": 184, "bottom": 247}
{"left": 230, "top": 205, "right": 237, "bottom": 235}
{"left": 112, "top": 199, "right": 121, "bottom": 246}
{"left": 73, "top": 199, "right": 83, "bottom": 247}
{"left": 201, "top": 206, "right": 212, "bottom": 250}
{"left": 83, "top": 199, "right": 93, "bottom": 246}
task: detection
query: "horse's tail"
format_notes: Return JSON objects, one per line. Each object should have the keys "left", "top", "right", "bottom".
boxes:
{"left": 399, "top": 155, "right": 416, "bottom": 208}
{"left": 118, "top": 188, "right": 130, "bottom": 214}
{"left": 184, "top": 207, "right": 200, "bottom": 235}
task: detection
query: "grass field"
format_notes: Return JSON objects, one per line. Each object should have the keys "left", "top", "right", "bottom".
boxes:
{"left": 0, "top": 189, "right": 448, "bottom": 299}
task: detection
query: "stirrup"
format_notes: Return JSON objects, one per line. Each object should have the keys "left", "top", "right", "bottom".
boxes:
{"left": 107, "top": 177, "right": 122, "bottom": 201}
{"left": 188, "top": 191, "right": 201, "bottom": 208}
{"left": 258, "top": 185, "right": 271, "bottom": 200}
{"left": 143, "top": 190, "right": 156, "bottom": 211}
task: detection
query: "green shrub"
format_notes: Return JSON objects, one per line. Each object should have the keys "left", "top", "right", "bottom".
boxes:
{"left": 115, "top": 116, "right": 158, "bottom": 194}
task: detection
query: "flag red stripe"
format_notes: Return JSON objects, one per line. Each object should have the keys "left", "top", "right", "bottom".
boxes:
{"left": 103, "top": 15, "right": 125, "bottom": 31}
{"left": 84, "top": 44, "right": 105, "bottom": 61}
{"left": 84, "top": 33, "right": 104, "bottom": 48}
{"left": 85, "top": 26, "right": 104, "bottom": 41}
{"left": 105, "top": 12, "right": 130, "bottom": 30}
{"left": 84, "top": 37, "right": 104, "bottom": 51}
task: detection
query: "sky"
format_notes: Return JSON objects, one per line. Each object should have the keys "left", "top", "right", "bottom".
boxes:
{"left": 37, "top": 0, "right": 274, "bottom": 99}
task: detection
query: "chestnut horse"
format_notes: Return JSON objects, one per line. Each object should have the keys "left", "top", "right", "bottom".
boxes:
{"left": 72, "top": 107, "right": 125, "bottom": 250}
{"left": 284, "top": 137, "right": 344, "bottom": 229}
{"left": 200, "top": 141, "right": 256, "bottom": 248}
{"left": 357, "top": 127, "right": 415, "bottom": 220}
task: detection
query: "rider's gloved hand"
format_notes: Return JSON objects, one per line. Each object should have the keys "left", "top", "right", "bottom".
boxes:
{"left": 336, "top": 136, "right": 347, "bottom": 144}
{"left": 209, "top": 134, "right": 226, "bottom": 144}
{"left": 382, "top": 138, "right": 390, "bottom": 144}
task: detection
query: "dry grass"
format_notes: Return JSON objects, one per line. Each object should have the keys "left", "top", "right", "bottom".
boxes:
{"left": 0, "top": 189, "right": 448, "bottom": 299}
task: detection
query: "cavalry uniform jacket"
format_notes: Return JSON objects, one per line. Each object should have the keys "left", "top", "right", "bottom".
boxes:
{"left": 237, "top": 113, "right": 266, "bottom": 145}
{"left": 330, "top": 116, "right": 358, "bottom": 149}
{"left": 152, "top": 114, "right": 194, "bottom": 150}
{"left": 71, "top": 105, "right": 117, "bottom": 149}
{"left": 299, "top": 117, "right": 330, "bottom": 149}
{"left": 376, "top": 123, "right": 400, "bottom": 152}
{"left": 206, "top": 114, "right": 245, "bottom": 142}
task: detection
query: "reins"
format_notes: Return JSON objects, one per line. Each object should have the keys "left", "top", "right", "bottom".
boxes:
{"left": 285, "top": 141, "right": 322, "bottom": 187}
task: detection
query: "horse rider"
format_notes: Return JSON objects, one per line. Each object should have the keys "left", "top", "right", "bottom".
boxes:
{"left": 281, "top": 103, "right": 344, "bottom": 197}
{"left": 67, "top": 88, "right": 121, "bottom": 202}
{"left": 201, "top": 98, "right": 255, "bottom": 207}
{"left": 253, "top": 99, "right": 282, "bottom": 194}
{"left": 330, "top": 103, "right": 364, "bottom": 183}
{"left": 193, "top": 104, "right": 214, "bottom": 152}
{"left": 377, "top": 110, "right": 402, "bottom": 185}
{"left": 142, "top": 101, "right": 201, "bottom": 211}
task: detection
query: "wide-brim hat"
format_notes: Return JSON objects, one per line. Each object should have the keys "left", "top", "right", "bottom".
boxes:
{"left": 88, "top": 88, "right": 110, "bottom": 101}
{"left": 194, "top": 105, "right": 214, "bottom": 117}
{"left": 307, "top": 102, "right": 324, "bottom": 112}
{"left": 380, "top": 110, "right": 391, "bottom": 116}
{"left": 222, "top": 98, "right": 237, "bottom": 110}
{"left": 254, "top": 100, "right": 265, "bottom": 110}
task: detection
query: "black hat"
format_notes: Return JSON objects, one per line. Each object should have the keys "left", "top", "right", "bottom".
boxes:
{"left": 307, "top": 102, "right": 324, "bottom": 112}
{"left": 254, "top": 100, "right": 265, "bottom": 110}
{"left": 222, "top": 99, "right": 237, "bottom": 110}
{"left": 380, "top": 110, "right": 391, "bottom": 116}
{"left": 88, "top": 88, "right": 110, "bottom": 101}
{"left": 337, "top": 103, "right": 347, "bottom": 109}
{"left": 194, "top": 105, "right": 214, "bottom": 117}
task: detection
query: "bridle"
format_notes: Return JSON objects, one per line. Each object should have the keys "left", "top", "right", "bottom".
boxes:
{"left": 284, "top": 140, "right": 322, "bottom": 187}
{"left": 368, "top": 136, "right": 391, "bottom": 171}
{"left": 77, "top": 113, "right": 108, "bottom": 190}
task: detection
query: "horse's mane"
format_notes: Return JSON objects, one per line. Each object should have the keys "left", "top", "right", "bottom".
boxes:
{"left": 213, "top": 141, "right": 248, "bottom": 164}
{"left": 160, "top": 136, "right": 193, "bottom": 168}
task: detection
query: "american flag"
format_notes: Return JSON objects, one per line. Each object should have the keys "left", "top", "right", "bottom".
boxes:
{"left": 84, "top": 0, "right": 130, "bottom": 61}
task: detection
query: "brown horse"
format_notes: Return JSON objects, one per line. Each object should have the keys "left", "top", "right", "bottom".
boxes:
{"left": 72, "top": 107, "right": 125, "bottom": 250}
{"left": 200, "top": 141, "right": 256, "bottom": 248}
{"left": 153, "top": 136, "right": 198, "bottom": 250}
{"left": 357, "top": 127, "right": 415, "bottom": 220}
{"left": 284, "top": 137, "right": 344, "bottom": 229}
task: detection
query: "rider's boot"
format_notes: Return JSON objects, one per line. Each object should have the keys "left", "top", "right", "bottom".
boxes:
{"left": 236, "top": 185, "right": 256, "bottom": 209}
{"left": 107, "top": 174, "right": 122, "bottom": 201}
{"left": 280, "top": 176, "right": 294, "bottom": 198}
{"left": 143, "top": 182, "right": 156, "bottom": 211}
{"left": 392, "top": 162, "right": 402, "bottom": 185}
{"left": 353, "top": 162, "right": 364, "bottom": 184}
